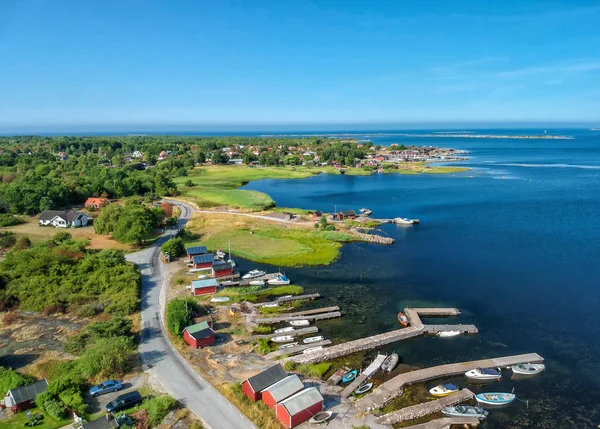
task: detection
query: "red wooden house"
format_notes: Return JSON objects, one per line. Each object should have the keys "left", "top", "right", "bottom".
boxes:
{"left": 191, "top": 279, "right": 218, "bottom": 296}
{"left": 242, "top": 364, "right": 287, "bottom": 401}
{"left": 183, "top": 321, "right": 215, "bottom": 348}
{"left": 186, "top": 246, "right": 207, "bottom": 259}
{"left": 192, "top": 254, "right": 214, "bottom": 269}
{"left": 311, "top": 211, "right": 323, "bottom": 219}
{"left": 212, "top": 261, "right": 234, "bottom": 278}
{"left": 84, "top": 197, "right": 109, "bottom": 209}
{"left": 261, "top": 375, "right": 304, "bottom": 409}
{"left": 337, "top": 210, "right": 357, "bottom": 220}
{"left": 4, "top": 380, "right": 48, "bottom": 411}
{"left": 275, "top": 387, "right": 324, "bottom": 428}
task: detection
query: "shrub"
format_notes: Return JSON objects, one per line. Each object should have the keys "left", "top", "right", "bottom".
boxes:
{"left": 161, "top": 237, "right": 186, "bottom": 258}
{"left": 283, "top": 361, "right": 296, "bottom": 371}
{"left": 14, "top": 236, "right": 32, "bottom": 249}
{"left": 142, "top": 396, "right": 178, "bottom": 426}
{"left": 0, "top": 213, "right": 24, "bottom": 227}
{"left": 64, "top": 331, "right": 90, "bottom": 355}
{"left": 252, "top": 325, "right": 272, "bottom": 334}
{"left": 297, "top": 362, "right": 331, "bottom": 378}
{"left": 255, "top": 338, "right": 276, "bottom": 355}
{"left": 185, "top": 179, "right": 194, "bottom": 187}
{"left": 76, "top": 304, "right": 98, "bottom": 318}
{"left": 88, "top": 316, "right": 133, "bottom": 338}
{"left": 0, "top": 366, "right": 33, "bottom": 394}
{"left": 76, "top": 336, "right": 134, "bottom": 379}
{"left": 0, "top": 232, "right": 16, "bottom": 248}
{"left": 166, "top": 298, "right": 198, "bottom": 337}
{"left": 39, "top": 396, "right": 67, "bottom": 420}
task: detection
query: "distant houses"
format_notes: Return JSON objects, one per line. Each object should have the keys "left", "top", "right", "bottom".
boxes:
{"left": 84, "top": 197, "right": 109, "bottom": 209}
{"left": 38, "top": 210, "right": 90, "bottom": 228}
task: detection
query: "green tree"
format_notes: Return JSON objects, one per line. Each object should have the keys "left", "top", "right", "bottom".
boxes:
{"left": 185, "top": 179, "right": 194, "bottom": 187}
{"left": 112, "top": 207, "right": 156, "bottom": 244}
{"left": 161, "top": 237, "right": 185, "bottom": 257}
{"left": 211, "top": 151, "right": 228, "bottom": 164}
{"left": 93, "top": 204, "right": 124, "bottom": 234}
{"left": 166, "top": 298, "right": 198, "bottom": 336}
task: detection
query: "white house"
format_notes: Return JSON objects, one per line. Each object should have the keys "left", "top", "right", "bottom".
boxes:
{"left": 132, "top": 150, "right": 144, "bottom": 158}
{"left": 38, "top": 210, "right": 90, "bottom": 228}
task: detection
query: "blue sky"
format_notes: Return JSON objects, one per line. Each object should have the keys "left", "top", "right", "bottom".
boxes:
{"left": 1, "top": 0, "right": 599, "bottom": 131}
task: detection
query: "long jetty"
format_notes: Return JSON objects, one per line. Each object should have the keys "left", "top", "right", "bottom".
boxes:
{"left": 287, "top": 308, "right": 476, "bottom": 364}
{"left": 264, "top": 340, "right": 332, "bottom": 359}
{"left": 252, "top": 326, "right": 318, "bottom": 339}
{"left": 375, "top": 389, "right": 475, "bottom": 425}
{"left": 356, "top": 352, "right": 544, "bottom": 411}
{"left": 399, "top": 416, "right": 480, "bottom": 429}
{"left": 275, "top": 293, "right": 320, "bottom": 303}
{"left": 254, "top": 306, "right": 341, "bottom": 324}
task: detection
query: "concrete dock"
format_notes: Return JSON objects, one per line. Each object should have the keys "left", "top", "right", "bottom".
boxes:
{"left": 274, "top": 293, "right": 320, "bottom": 303}
{"left": 254, "top": 306, "right": 341, "bottom": 324}
{"left": 252, "top": 326, "right": 318, "bottom": 339}
{"left": 401, "top": 416, "right": 481, "bottom": 429}
{"left": 341, "top": 354, "right": 387, "bottom": 398}
{"left": 264, "top": 339, "right": 332, "bottom": 359}
{"left": 357, "top": 352, "right": 544, "bottom": 411}
{"left": 374, "top": 389, "right": 475, "bottom": 425}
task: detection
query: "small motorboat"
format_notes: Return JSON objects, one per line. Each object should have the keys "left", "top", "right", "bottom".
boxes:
{"left": 242, "top": 270, "right": 266, "bottom": 279}
{"left": 268, "top": 275, "right": 291, "bottom": 285}
{"left": 271, "top": 335, "right": 295, "bottom": 343}
{"left": 277, "top": 342, "right": 298, "bottom": 349}
{"left": 289, "top": 320, "right": 310, "bottom": 327}
{"left": 465, "top": 368, "right": 501, "bottom": 381}
{"left": 429, "top": 383, "right": 459, "bottom": 397}
{"left": 511, "top": 363, "right": 545, "bottom": 375}
{"left": 475, "top": 392, "right": 516, "bottom": 405}
{"left": 215, "top": 249, "right": 226, "bottom": 259}
{"left": 437, "top": 331, "right": 461, "bottom": 338}
{"left": 227, "top": 259, "right": 236, "bottom": 268}
{"left": 197, "top": 274, "right": 209, "bottom": 279}
{"left": 303, "top": 346, "right": 323, "bottom": 354}
{"left": 274, "top": 327, "right": 295, "bottom": 334}
{"left": 381, "top": 353, "right": 399, "bottom": 372}
{"left": 397, "top": 312, "right": 409, "bottom": 327}
{"left": 262, "top": 303, "right": 279, "bottom": 308}
{"left": 210, "top": 297, "right": 230, "bottom": 303}
{"left": 249, "top": 280, "right": 265, "bottom": 286}
{"left": 341, "top": 370, "right": 358, "bottom": 383}
{"left": 308, "top": 411, "right": 333, "bottom": 424}
{"left": 303, "top": 336, "right": 324, "bottom": 344}
{"left": 355, "top": 382, "right": 373, "bottom": 395}
{"left": 277, "top": 295, "right": 293, "bottom": 300}
{"left": 394, "top": 217, "right": 415, "bottom": 225}
{"left": 442, "top": 405, "right": 489, "bottom": 420}
{"left": 359, "top": 208, "right": 372, "bottom": 216}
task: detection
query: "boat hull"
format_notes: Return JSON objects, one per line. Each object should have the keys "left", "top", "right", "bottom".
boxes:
{"left": 341, "top": 370, "right": 358, "bottom": 383}
{"left": 289, "top": 320, "right": 310, "bottom": 327}
{"left": 397, "top": 312, "right": 409, "bottom": 327}
{"left": 355, "top": 382, "right": 373, "bottom": 394}
{"left": 382, "top": 353, "right": 399, "bottom": 372}
{"left": 511, "top": 363, "right": 545, "bottom": 375}
{"left": 465, "top": 369, "right": 501, "bottom": 380}
{"left": 475, "top": 393, "right": 516, "bottom": 405}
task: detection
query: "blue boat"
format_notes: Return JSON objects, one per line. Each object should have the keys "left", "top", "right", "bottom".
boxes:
{"left": 341, "top": 369, "right": 358, "bottom": 383}
{"left": 475, "top": 392, "right": 516, "bottom": 405}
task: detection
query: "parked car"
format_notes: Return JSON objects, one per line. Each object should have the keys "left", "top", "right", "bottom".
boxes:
{"left": 105, "top": 391, "right": 143, "bottom": 413}
{"left": 89, "top": 379, "right": 123, "bottom": 397}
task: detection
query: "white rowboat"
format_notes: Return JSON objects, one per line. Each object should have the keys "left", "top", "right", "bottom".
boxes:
{"left": 210, "top": 297, "right": 230, "bottom": 303}
{"left": 437, "top": 331, "right": 461, "bottom": 338}
{"left": 511, "top": 363, "right": 545, "bottom": 375}
{"left": 465, "top": 368, "right": 501, "bottom": 380}
{"left": 303, "top": 346, "right": 323, "bottom": 354}
{"left": 274, "top": 327, "right": 295, "bottom": 334}
{"left": 303, "top": 335, "right": 325, "bottom": 344}
{"left": 277, "top": 342, "right": 298, "bottom": 349}
{"left": 262, "top": 303, "right": 279, "bottom": 308}
{"left": 289, "top": 320, "right": 310, "bottom": 327}
{"left": 271, "top": 335, "right": 295, "bottom": 343}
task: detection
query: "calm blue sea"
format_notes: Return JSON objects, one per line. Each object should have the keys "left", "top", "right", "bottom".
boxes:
{"left": 241, "top": 129, "right": 600, "bottom": 428}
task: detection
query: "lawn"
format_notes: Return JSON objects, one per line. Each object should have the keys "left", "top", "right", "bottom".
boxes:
{"left": 1, "top": 408, "right": 71, "bottom": 429}
{"left": 0, "top": 218, "right": 133, "bottom": 250}
{"left": 185, "top": 213, "right": 354, "bottom": 266}
{"left": 215, "top": 285, "right": 303, "bottom": 302}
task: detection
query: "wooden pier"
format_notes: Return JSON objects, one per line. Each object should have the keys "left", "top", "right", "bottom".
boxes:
{"left": 375, "top": 389, "right": 474, "bottom": 425}
{"left": 264, "top": 340, "right": 332, "bottom": 359}
{"left": 356, "top": 352, "right": 544, "bottom": 411}
{"left": 341, "top": 354, "right": 387, "bottom": 398}
{"left": 254, "top": 306, "right": 341, "bottom": 324}
{"left": 252, "top": 326, "right": 318, "bottom": 339}
{"left": 399, "top": 416, "right": 480, "bottom": 429}
{"left": 327, "top": 366, "right": 350, "bottom": 385}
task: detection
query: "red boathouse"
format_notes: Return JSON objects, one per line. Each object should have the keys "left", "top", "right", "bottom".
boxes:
{"left": 275, "top": 387, "right": 324, "bottom": 428}
{"left": 212, "top": 261, "right": 234, "bottom": 278}
{"left": 190, "top": 279, "right": 218, "bottom": 296}
{"left": 192, "top": 253, "right": 214, "bottom": 269}
{"left": 183, "top": 321, "right": 215, "bottom": 348}
{"left": 186, "top": 246, "right": 207, "bottom": 258}
{"left": 242, "top": 364, "right": 287, "bottom": 401}
{"left": 261, "top": 375, "right": 304, "bottom": 409}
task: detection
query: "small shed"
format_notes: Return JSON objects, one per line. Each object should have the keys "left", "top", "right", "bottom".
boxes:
{"left": 186, "top": 246, "right": 208, "bottom": 258}
{"left": 192, "top": 254, "right": 214, "bottom": 269}
{"left": 183, "top": 321, "right": 215, "bottom": 348}
{"left": 4, "top": 379, "right": 49, "bottom": 411}
{"left": 337, "top": 210, "right": 357, "bottom": 220}
{"left": 261, "top": 375, "right": 304, "bottom": 409}
{"left": 242, "top": 364, "right": 287, "bottom": 401}
{"left": 312, "top": 211, "right": 323, "bottom": 219}
{"left": 275, "top": 387, "right": 324, "bottom": 428}
{"left": 191, "top": 279, "right": 218, "bottom": 296}
{"left": 212, "top": 261, "right": 234, "bottom": 278}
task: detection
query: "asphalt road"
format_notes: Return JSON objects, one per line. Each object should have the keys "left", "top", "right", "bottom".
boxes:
{"left": 126, "top": 201, "right": 255, "bottom": 429}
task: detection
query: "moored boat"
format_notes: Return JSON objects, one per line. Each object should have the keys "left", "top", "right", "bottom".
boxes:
{"left": 308, "top": 411, "right": 333, "bottom": 424}
{"left": 341, "top": 369, "right": 358, "bottom": 383}
{"left": 277, "top": 342, "right": 298, "bottom": 349}
{"left": 262, "top": 303, "right": 279, "bottom": 308}
{"left": 303, "top": 346, "right": 323, "bottom": 354}
{"left": 277, "top": 295, "right": 293, "bottom": 300}
{"left": 429, "top": 383, "right": 459, "bottom": 397}
{"left": 511, "top": 363, "right": 545, "bottom": 375}
{"left": 465, "top": 368, "right": 501, "bottom": 381}
{"left": 271, "top": 335, "right": 295, "bottom": 343}
{"left": 215, "top": 249, "right": 226, "bottom": 259}
{"left": 437, "top": 330, "right": 461, "bottom": 338}
{"left": 303, "top": 335, "right": 324, "bottom": 344}
{"left": 274, "top": 327, "right": 295, "bottom": 334}
{"left": 397, "top": 312, "right": 409, "bottom": 327}
{"left": 242, "top": 269, "right": 266, "bottom": 279}
{"left": 249, "top": 280, "right": 265, "bottom": 286}
{"left": 442, "top": 405, "right": 488, "bottom": 420}
{"left": 289, "top": 319, "right": 310, "bottom": 327}
{"left": 394, "top": 217, "right": 415, "bottom": 225}
{"left": 359, "top": 208, "right": 372, "bottom": 216}
{"left": 381, "top": 353, "right": 399, "bottom": 372}
{"left": 355, "top": 382, "right": 373, "bottom": 394}
{"left": 268, "top": 275, "right": 291, "bottom": 285}
{"left": 210, "top": 297, "right": 230, "bottom": 303}
{"left": 475, "top": 392, "right": 516, "bottom": 405}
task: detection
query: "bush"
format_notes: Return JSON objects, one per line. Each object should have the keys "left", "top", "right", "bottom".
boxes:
{"left": 0, "top": 213, "right": 24, "bottom": 227}
{"left": 255, "top": 338, "right": 276, "bottom": 355}
{"left": 88, "top": 316, "right": 133, "bottom": 338}
{"left": 166, "top": 299, "right": 198, "bottom": 337}
{"left": 161, "top": 237, "right": 186, "bottom": 258}
{"left": 77, "top": 336, "right": 134, "bottom": 379}
{"left": 0, "top": 366, "right": 33, "bottom": 394}
{"left": 142, "top": 396, "right": 178, "bottom": 426}
{"left": 39, "top": 396, "right": 67, "bottom": 420}
{"left": 14, "top": 236, "right": 32, "bottom": 249}
{"left": 185, "top": 179, "right": 194, "bottom": 187}
{"left": 64, "top": 331, "right": 90, "bottom": 355}
{"left": 252, "top": 325, "right": 272, "bottom": 334}
{"left": 76, "top": 304, "right": 98, "bottom": 318}
{"left": 0, "top": 232, "right": 16, "bottom": 248}
{"left": 297, "top": 362, "right": 331, "bottom": 378}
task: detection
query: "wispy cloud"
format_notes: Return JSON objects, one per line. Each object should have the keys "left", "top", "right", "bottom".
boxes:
{"left": 494, "top": 60, "right": 600, "bottom": 78}
{"left": 429, "top": 56, "right": 508, "bottom": 78}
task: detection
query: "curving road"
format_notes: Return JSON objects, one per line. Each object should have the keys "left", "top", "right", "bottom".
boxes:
{"left": 126, "top": 201, "right": 255, "bottom": 429}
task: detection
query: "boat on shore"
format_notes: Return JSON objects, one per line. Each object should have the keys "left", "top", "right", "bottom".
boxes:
{"left": 355, "top": 382, "right": 373, "bottom": 394}
{"left": 271, "top": 335, "right": 295, "bottom": 343}
{"left": 289, "top": 320, "right": 310, "bottom": 327}
{"left": 397, "top": 312, "right": 409, "bottom": 327}
{"left": 303, "top": 346, "right": 323, "bottom": 354}
{"left": 308, "top": 411, "right": 332, "bottom": 424}
{"left": 442, "top": 405, "right": 489, "bottom": 420}
{"left": 382, "top": 353, "right": 399, "bottom": 372}
{"left": 303, "top": 335, "right": 324, "bottom": 344}
{"left": 210, "top": 297, "right": 230, "bottom": 303}
{"left": 274, "top": 327, "right": 295, "bottom": 334}
{"left": 511, "top": 363, "right": 545, "bottom": 375}
{"left": 341, "top": 369, "right": 358, "bottom": 383}
{"left": 262, "top": 303, "right": 279, "bottom": 308}
{"left": 268, "top": 275, "right": 291, "bottom": 285}
{"left": 437, "top": 330, "right": 461, "bottom": 338}
{"left": 277, "top": 342, "right": 298, "bottom": 349}
{"left": 429, "top": 383, "right": 459, "bottom": 397}
{"left": 475, "top": 392, "right": 516, "bottom": 405}
{"left": 242, "top": 270, "right": 266, "bottom": 279}
{"left": 277, "top": 295, "right": 293, "bottom": 300}
{"left": 248, "top": 279, "right": 265, "bottom": 286}
{"left": 465, "top": 368, "right": 501, "bottom": 381}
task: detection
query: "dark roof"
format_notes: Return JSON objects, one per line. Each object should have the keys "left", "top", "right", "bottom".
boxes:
{"left": 8, "top": 380, "right": 48, "bottom": 404}
{"left": 313, "top": 210, "right": 323, "bottom": 216}
{"left": 340, "top": 210, "right": 356, "bottom": 216}
{"left": 213, "top": 261, "right": 233, "bottom": 271}
{"left": 246, "top": 364, "right": 287, "bottom": 392}
{"left": 192, "top": 254, "right": 214, "bottom": 265}
{"left": 38, "top": 209, "right": 82, "bottom": 223}
{"left": 186, "top": 245, "right": 208, "bottom": 255}
{"left": 185, "top": 321, "right": 214, "bottom": 339}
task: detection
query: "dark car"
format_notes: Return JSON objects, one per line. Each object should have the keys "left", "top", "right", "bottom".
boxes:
{"left": 89, "top": 379, "right": 122, "bottom": 397}
{"left": 105, "top": 391, "right": 143, "bottom": 413}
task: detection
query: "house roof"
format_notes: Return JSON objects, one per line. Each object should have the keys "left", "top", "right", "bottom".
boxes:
{"left": 38, "top": 210, "right": 67, "bottom": 222}
{"left": 277, "top": 387, "right": 323, "bottom": 416}
{"left": 184, "top": 321, "right": 214, "bottom": 339}
{"left": 313, "top": 210, "right": 323, "bottom": 216}
{"left": 191, "top": 279, "right": 218, "bottom": 289}
{"left": 192, "top": 254, "right": 214, "bottom": 265}
{"left": 8, "top": 380, "right": 48, "bottom": 404}
{"left": 261, "top": 375, "right": 304, "bottom": 403}
{"left": 212, "top": 261, "right": 233, "bottom": 271}
{"left": 186, "top": 245, "right": 207, "bottom": 255}
{"left": 340, "top": 210, "right": 356, "bottom": 216}
{"left": 85, "top": 197, "right": 108, "bottom": 205}
{"left": 246, "top": 364, "right": 287, "bottom": 392}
